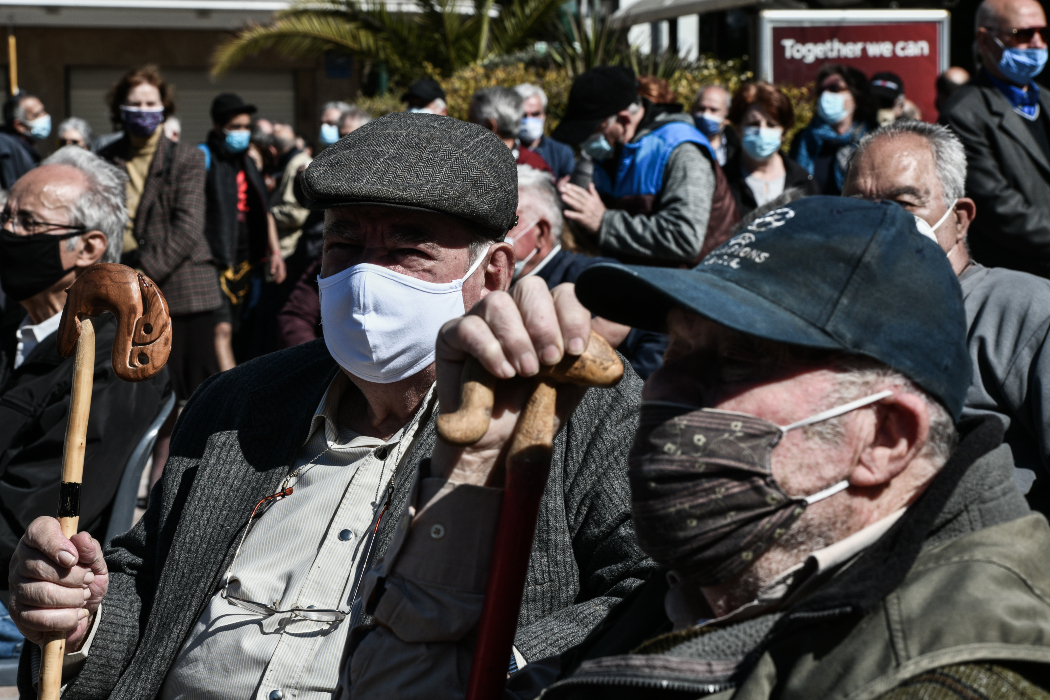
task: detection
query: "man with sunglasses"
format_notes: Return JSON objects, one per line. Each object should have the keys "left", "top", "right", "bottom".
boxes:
{"left": 940, "top": 0, "right": 1050, "bottom": 278}
{"left": 0, "top": 147, "right": 168, "bottom": 625}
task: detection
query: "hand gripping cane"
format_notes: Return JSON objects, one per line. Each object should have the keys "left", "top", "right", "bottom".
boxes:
{"left": 436, "top": 331, "right": 623, "bottom": 700}
{"left": 38, "top": 264, "right": 172, "bottom": 700}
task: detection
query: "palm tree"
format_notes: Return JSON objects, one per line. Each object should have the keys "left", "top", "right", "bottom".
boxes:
{"left": 212, "top": 0, "right": 566, "bottom": 84}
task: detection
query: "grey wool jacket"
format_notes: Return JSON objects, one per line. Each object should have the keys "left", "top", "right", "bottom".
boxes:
{"left": 21, "top": 339, "right": 654, "bottom": 699}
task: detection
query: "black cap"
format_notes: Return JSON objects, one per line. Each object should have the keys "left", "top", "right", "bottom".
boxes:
{"left": 211, "top": 93, "right": 257, "bottom": 125}
{"left": 300, "top": 112, "right": 517, "bottom": 237}
{"left": 574, "top": 196, "right": 971, "bottom": 420}
{"left": 402, "top": 78, "right": 446, "bottom": 105}
{"left": 870, "top": 72, "right": 904, "bottom": 102}
{"left": 550, "top": 66, "right": 638, "bottom": 147}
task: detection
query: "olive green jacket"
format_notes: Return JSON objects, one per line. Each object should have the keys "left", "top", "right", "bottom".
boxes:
{"left": 535, "top": 417, "right": 1050, "bottom": 700}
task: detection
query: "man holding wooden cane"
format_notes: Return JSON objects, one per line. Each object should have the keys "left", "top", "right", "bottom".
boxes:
{"left": 7, "top": 112, "right": 653, "bottom": 699}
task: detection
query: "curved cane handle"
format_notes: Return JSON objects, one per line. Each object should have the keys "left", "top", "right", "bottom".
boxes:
{"left": 436, "top": 330, "right": 624, "bottom": 446}
{"left": 57, "top": 263, "right": 172, "bottom": 381}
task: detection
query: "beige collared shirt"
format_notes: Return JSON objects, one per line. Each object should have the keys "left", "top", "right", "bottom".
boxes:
{"left": 158, "top": 372, "right": 434, "bottom": 700}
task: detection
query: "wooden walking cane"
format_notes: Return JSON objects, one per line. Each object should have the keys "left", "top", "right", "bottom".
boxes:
{"left": 38, "top": 263, "right": 172, "bottom": 700}
{"left": 437, "top": 331, "right": 623, "bottom": 700}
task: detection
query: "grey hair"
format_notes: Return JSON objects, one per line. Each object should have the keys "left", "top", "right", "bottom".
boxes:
{"left": 271, "top": 122, "right": 296, "bottom": 152}
{"left": 975, "top": 1, "right": 998, "bottom": 32}
{"left": 692, "top": 84, "right": 730, "bottom": 111}
{"left": 57, "top": 117, "right": 93, "bottom": 145}
{"left": 339, "top": 106, "right": 372, "bottom": 131}
{"left": 516, "top": 164, "right": 563, "bottom": 245}
{"left": 322, "top": 100, "right": 352, "bottom": 117}
{"left": 514, "top": 83, "right": 548, "bottom": 109}
{"left": 851, "top": 120, "right": 967, "bottom": 205}
{"left": 471, "top": 87, "right": 523, "bottom": 139}
{"left": 41, "top": 146, "right": 127, "bottom": 263}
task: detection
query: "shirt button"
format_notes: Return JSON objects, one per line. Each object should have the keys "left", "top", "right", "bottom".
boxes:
{"left": 430, "top": 524, "right": 446, "bottom": 539}
{"left": 339, "top": 529, "right": 353, "bottom": 541}
{"left": 269, "top": 691, "right": 283, "bottom": 700}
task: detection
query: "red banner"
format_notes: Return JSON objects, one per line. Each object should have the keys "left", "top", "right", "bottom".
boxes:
{"left": 771, "top": 22, "right": 942, "bottom": 121}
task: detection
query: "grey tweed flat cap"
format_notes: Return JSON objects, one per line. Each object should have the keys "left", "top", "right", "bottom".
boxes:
{"left": 300, "top": 112, "right": 518, "bottom": 238}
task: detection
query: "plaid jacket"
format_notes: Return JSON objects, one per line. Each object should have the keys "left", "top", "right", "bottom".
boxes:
{"left": 100, "top": 135, "right": 222, "bottom": 316}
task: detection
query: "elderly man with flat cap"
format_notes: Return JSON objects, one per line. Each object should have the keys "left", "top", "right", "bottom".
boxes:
{"left": 344, "top": 195, "right": 1050, "bottom": 699}
{"left": 6, "top": 113, "right": 652, "bottom": 699}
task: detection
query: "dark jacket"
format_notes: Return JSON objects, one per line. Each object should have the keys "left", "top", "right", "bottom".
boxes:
{"left": 276, "top": 255, "right": 322, "bottom": 348}
{"left": 33, "top": 339, "right": 654, "bottom": 699}
{"left": 940, "top": 72, "right": 1050, "bottom": 277}
{"left": 0, "top": 128, "right": 36, "bottom": 190}
{"left": 531, "top": 136, "right": 576, "bottom": 180}
{"left": 724, "top": 151, "right": 819, "bottom": 216}
{"left": 201, "top": 131, "right": 270, "bottom": 269}
{"left": 99, "top": 135, "right": 223, "bottom": 316}
{"left": 0, "top": 314, "right": 169, "bottom": 587}
{"left": 522, "top": 417, "right": 1050, "bottom": 699}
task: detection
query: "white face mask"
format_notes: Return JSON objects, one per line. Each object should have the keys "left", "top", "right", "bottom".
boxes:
{"left": 318, "top": 249, "right": 490, "bottom": 383}
{"left": 507, "top": 219, "right": 539, "bottom": 279}
{"left": 913, "top": 199, "right": 958, "bottom": 256}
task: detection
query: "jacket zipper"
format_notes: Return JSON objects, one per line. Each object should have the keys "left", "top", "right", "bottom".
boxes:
{"left": 543, "top": 673, "right": 735, "bottom": 696}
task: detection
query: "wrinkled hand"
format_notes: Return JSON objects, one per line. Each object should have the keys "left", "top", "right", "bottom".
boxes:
{"left": 9, "top": 517, "right": 109, "bottom": 649}
{"left": 559, "top": 181, "right": 606, "bottom": 234}
{"left": 433, "top": 278, "right": 592, "bottom": 486}
{"left": 270, "top": 253, "right": 287, "bottom": 284}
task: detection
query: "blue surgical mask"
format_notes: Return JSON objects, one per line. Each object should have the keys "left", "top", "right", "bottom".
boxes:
{"left": 519, "top": 117, "right": 545, "bottom": 144}
{"left": 741, "top": 126, "right": 783, "bottom": 160}
{"left": 581, "top": 133, "right": 614, "bottom": 162}
{"left": 993, "top": 36, "right": 1048, "bottom": 84}
{"left": 319, "top": 123, "right": 340, "bottom": 146}
{"left": 25, "top": 114, "right": 51, "bottom": 141}
{"left": 817, "top": 91, "right": 851, "bottom": 125}
{"left": 694, "top": 113, "right": 724, "bottom": 138}
{"left": 224, "top": 129, "right": 250, "bottom": 153}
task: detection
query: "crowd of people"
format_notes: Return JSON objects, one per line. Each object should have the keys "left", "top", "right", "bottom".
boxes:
{"left": 1, "top": 0, "right": 1050, "bottom": 696}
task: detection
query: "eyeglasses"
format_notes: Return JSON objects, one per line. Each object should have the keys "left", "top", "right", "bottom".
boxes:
{"left": 0, "top": 208, "right": 87, "bottom": 236}
{"left": 821, "top": 83, "right": 849, "bottom": 93}
{"left": 988, "top": 25, "right": 1049, "bottom": 43}
{"left": 222, "top": 466, "right": 392, "bottom": 625}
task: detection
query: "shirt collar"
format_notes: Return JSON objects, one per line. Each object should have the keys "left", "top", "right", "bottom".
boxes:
{"left": 309, "top": 371, "right": 436, "bottom": 449}
{"left": 986, "top": 69, "right": 1041, "bottom": 117}
{"left": 16, "top": 311, "right": 62, "bottom": 344}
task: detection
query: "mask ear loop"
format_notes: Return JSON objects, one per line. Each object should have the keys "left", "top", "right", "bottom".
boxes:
{"left": 779, "top": 390, "right": 893, "bottom": 432}
{"left": 462, "top": 243, "right": 493, "bottom": 281}
{"left": 779, "top": 389, "right": 893, "bottom": 504}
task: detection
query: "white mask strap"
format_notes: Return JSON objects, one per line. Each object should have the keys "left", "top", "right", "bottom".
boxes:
{"left": 930, "top": 199, "right": 958, "bottom": 232}
{"left": 804, "top": 479, "right": 851, "bottom": 505}
{"left": 462, "top": 244, "right": 492, "bottom": 281}
{"left": 780, "top": 390, "right": 893, "bottom": 432}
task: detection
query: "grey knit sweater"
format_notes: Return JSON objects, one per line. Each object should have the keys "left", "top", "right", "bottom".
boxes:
{"left": 21, "top": 340, "right": 653, "bottom": 699}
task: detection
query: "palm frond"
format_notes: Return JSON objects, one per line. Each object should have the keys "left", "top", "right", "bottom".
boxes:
{"left": 487, "top": 0, "right": 564, "bottom": 57}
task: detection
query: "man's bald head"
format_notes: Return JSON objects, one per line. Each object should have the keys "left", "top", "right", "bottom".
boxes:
{"left": 977, "top": 0, "right": 1046, "bottom": 33}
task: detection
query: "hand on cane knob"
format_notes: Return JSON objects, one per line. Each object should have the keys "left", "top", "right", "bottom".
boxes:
{"left": 432, "top": 278, "right": 622, "bottom": 485}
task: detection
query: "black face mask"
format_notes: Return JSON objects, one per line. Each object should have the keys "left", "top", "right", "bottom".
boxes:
{"left": 0, "top": 228, "right": 82, "bottom": 302}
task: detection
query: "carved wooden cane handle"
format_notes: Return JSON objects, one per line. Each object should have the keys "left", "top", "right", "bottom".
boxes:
{"left": 436, "top": 330, "right": 624, "bottom": 446}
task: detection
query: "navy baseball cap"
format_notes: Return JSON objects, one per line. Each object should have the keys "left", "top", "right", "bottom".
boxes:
{"left": 575, "top": 196, "right": 971, "bottom": 420}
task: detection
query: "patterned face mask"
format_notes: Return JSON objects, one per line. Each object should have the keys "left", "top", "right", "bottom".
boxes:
{"left": 628, "top": 390, "right": 891, "bottom": 586}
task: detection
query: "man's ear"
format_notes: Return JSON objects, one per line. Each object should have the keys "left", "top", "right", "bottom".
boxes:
{"left": 953, "top": 197, "right": 976, "bottom": 242}
{"left": 76, "top": 231, "right": 108, "bottom": 269}
{"left": 535, "top": 219, "right": 553, "bottom": 249}
{"left": 849, "top": 392, "right": 929, "bottom": 488}
{"left": 484, "top": 242, "right": 514, "bottom": 294}
{"left": 484, "top": 118, "right": 499, "bottom": 135}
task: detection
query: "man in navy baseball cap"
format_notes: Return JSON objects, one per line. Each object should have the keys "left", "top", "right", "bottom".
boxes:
{"left": 340, "top": 195, "right": 1050, "bottom": 699}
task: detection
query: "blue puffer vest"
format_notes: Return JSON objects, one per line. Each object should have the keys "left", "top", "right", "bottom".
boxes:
{"left": 592, "top": 119, "right": 714, "bottom": 215}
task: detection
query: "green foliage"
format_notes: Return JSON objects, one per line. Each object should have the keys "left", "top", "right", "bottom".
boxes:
{"left": 211, "top": 0, "right": 566, "bottom": 84}
{"left": 546, "top": 8, "right": 630, "bottom": 78}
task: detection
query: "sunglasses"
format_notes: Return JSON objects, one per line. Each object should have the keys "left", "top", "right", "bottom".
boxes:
{"left": 990, "top": 25, "right": 1049, "bottom": 43}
